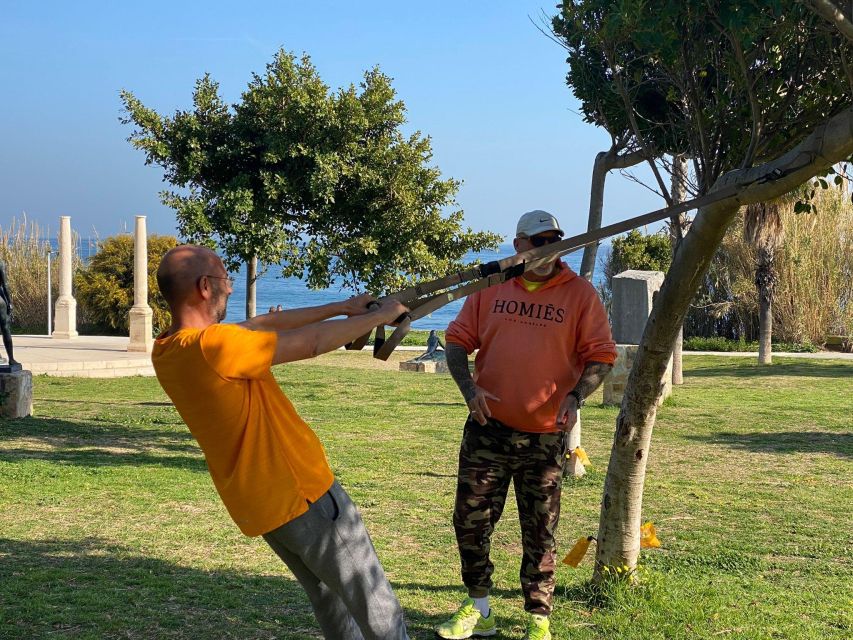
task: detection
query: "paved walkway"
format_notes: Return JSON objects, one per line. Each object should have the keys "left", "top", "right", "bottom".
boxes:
{"left": 12, "top": 335, "right": 154, "bottom": 377}
{"left": 6, "top": 335, "right": 851, "bottom": 378}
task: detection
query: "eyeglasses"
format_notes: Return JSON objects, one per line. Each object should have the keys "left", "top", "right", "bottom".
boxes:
{"left": 204, "top": 274, "right": 235, "bottom": 287}
{"left": 527, "top": 234, "right": 562, "bottom": 248}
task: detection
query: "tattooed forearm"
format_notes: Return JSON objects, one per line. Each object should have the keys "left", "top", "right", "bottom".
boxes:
{"left": 571, "top": 361, "right": 613, "bottom": 401}
{"left": 446, "top": 342, "right": 477, "bottom": 402}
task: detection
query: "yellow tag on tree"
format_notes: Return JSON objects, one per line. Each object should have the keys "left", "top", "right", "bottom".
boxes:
{"left": 640, "top": 521, "right": 661, "bottom": 549}
{"left": 562, "top": 536, "right": 593, "bottom": 567}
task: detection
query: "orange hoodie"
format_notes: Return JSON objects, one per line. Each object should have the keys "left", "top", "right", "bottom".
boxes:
{"left": 445, "top": 261, "right": 616, "bottom": 433}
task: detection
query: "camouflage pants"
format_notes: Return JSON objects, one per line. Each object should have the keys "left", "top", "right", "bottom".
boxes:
{"left": 453, "top": 418, "right": 568, "bottom": 615}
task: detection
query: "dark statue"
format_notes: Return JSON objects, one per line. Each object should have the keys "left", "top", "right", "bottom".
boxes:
{"left": 0, "top": 261, "right": 21, "bottom": 372}
{"left": 414, "top": 329, "right": 445, "bottom": 362}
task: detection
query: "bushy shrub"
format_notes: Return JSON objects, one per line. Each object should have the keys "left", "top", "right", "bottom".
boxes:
{"left": 74, "top": 234, "right": 177, "bottom": 335}
{"left": 598, "top": 229, "right": 672, "bottom": 314}
{"left": 683, "top": 336, "right": 819, "bottom": 352}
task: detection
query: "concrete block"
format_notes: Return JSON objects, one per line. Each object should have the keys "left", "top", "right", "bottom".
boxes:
{"left": 611, "top": 270, "right": 665, "bottom": 344}
{"left": 0, "top": 370, "right": 33, "bottom": 418}
{"left": 399, "top": 359, "right": 449, "bottom": 374}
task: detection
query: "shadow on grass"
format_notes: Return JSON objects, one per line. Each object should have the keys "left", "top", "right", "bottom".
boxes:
{"left": 686, "top": 360, "right": 851, "bottom": 379}
{"left": 36, "top": 399, "right": 173, "bottom": 407}
{"left": 0, "top": 538, "right": 449, "bottom": 639}
{"left": 685, "top": 431, "right": 853, "bottom": 458}
{"left": 0, "top": 537, "right": 319, "bottom": 639}
{"left": 0, "top": 417, "right": 207, "bottom": 471}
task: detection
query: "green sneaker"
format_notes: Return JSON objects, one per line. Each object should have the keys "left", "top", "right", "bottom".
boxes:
{"left": 523, "top": 614, "right": 551, "bottom": 640}
{"left": 435, "top": 598, "right": 497, "bottom": 639}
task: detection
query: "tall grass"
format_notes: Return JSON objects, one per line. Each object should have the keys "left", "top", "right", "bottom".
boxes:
{"left": 0, "top": 216, "right": 86, "bottom": 333}
{"left": 687, "top": 184, "right": 853, "bottom": 344}
{"left": 774, "top": 186, "right": 853, "bottom": 341}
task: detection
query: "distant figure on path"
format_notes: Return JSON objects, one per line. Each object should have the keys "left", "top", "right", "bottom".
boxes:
{"left": 152, "top": 245, "right": 410, "bottom": 640}
{"left": 436, "top": 211, "right": 616, "bottom": 640}
{"left": 0, "top": 261, "right": 19, "bottom": 367}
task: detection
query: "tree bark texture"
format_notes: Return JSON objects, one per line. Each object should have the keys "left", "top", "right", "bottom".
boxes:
{"left": 594, "top": 107, "right": 853, "bottom": 579}
{"left": 670, "top": 154, "right": 690, "bottom": 385}
{"left": 246, "top": 255, "right": 257, "bottom": 319}
{"left": 756, "top": 250, "right": 776, "bottom": 365}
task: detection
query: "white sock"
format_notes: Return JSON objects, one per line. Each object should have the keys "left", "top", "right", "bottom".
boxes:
{"left": 472, "top": 596, "right": 490, "bottom": 617}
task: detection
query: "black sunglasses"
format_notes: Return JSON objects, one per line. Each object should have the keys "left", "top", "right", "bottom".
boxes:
{"left": 528, "top": 234, "right": 562, "bottom": 248}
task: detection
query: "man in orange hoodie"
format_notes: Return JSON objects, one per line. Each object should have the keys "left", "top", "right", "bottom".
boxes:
{"left": 435, "top": 211, "right": 616, "bottom": 640}
{"left": 152, "top": 245, "right": 410, "bottom": 640}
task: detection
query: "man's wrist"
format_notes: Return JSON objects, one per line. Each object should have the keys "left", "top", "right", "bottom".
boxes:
{"left": 569, "top": 389, "right": 584, "bottom": 408}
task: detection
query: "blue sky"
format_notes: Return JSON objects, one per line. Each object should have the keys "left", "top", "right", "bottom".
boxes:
{"left": 0, "top": 1, "right": 662, "bottom": 243}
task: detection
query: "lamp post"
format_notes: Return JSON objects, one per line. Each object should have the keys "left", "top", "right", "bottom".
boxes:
{"left": 46, "top": 249, "right": 52, "bottom": 336}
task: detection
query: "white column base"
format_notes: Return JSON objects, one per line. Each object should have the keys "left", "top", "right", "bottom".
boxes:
{"left": 128, "top": 306, "right": 154, "bottom": 352}
{"left": 52, "top": 297, "right": 78, "bottom": 339}
{"left": 566, "top": 410, "right": 586, "bottom": 478}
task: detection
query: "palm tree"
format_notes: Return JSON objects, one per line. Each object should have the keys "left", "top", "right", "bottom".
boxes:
{"left": 744, "top": 202, "right": 785, "bottom": 365}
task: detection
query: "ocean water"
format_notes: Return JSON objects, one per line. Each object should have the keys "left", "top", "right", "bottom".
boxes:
{"left": 61, "top": 239, "right": 601, "bottom": 330}
{"left": 223, "top": 244, "right": 600, "bottom": 330}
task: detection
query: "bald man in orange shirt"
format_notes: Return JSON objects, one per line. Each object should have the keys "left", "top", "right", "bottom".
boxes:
{"left": 152, "top": 245, "right": 410, "bottom": 640}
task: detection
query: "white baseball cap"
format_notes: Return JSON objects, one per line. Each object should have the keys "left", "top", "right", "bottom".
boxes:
{"left": 516, "top": 210, "right": 564, "bottom": 238}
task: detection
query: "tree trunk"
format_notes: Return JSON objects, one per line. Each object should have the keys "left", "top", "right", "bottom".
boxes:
{"left": 580, "top": 148, "right": 646, "bottom": 282}
{"left": 580, "top": 152, "right": 610, "bottom": 281}
{"left": 758, "top": 287, "right": 773, "bottom": 365}
{"left": 755, "top": 248, "right": 777, "bottom": 365}
{"left": 669, "top": 154, "right": 690, "bottom": 385}
{"left": 246, "top": 255, "right": 257, "bottom": 319}
{"left": 593, "top": 106, "right": 853, "bottom": 580}
{"left": 673, "top": 325, "right": 684, "bottom": 384}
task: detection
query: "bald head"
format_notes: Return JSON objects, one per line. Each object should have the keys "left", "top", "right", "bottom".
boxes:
{"left": 157, "top": 245, "right": 222, "bottom": 309}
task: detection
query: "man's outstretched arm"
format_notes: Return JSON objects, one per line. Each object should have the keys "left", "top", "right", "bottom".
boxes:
{"left": 240, "top": 293, "right": 377, "bottom": 332}
{"left": 270, "top": 299, "right": 409, "bottom": 364}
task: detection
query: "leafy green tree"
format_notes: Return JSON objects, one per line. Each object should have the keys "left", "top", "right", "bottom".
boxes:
{"left": 75, "top": 235, "right": 177, "bottom": 335}
{"left": 120, "top": 50, "right": 499, "bottom": 317}
{"left": 553, "top": 0, "right": 853, "bottom": 580}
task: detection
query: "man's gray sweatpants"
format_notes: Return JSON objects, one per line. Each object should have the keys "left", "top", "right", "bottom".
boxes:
{"left": 262, "top": 481, "right": 409, "bottom": 640}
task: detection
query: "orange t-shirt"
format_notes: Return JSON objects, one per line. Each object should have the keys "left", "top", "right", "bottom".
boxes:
{"left": 152, "top": 323, "right": 334, "bottom": 536}
{"left": 445, "top": 262, "right": 617, "bottom": 433}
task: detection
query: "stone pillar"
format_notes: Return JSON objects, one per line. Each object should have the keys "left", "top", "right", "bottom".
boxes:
{"left": 52, "top": 216, "right": 78, "bottom": 339}
{"left": 565, "top": 411, "right": 586, "bottom": 478}
{"left": 0, "top": 370, "right": 33, "bottom": 418}
{"left": 128, "top": 216, "right": 154, "bottom": 352}
{"left": 604, "top": 270, "right": 673, "bottom": 406}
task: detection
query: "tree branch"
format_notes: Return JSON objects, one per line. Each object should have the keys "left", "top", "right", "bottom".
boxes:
{"left": 725, "top": 30, "right": 763, "bottom": 168}
{"left": 605, "top": 52, "right": 672, "bottom": 204}
{"left": 802, "top": 0, "right": 853, "bottom": 43}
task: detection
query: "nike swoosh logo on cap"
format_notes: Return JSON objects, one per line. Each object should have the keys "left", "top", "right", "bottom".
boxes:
{"left": 539, "top": 217, "right": 550, "bottom": 222}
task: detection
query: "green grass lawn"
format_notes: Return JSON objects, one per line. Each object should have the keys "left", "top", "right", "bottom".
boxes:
{"left": 1, "top": 354, "right": 851, "bottom": 639}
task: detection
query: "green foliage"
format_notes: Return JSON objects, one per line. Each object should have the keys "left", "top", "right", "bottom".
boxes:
{"left": 686, "top": 185, "right": 853, "bottom": 344}
{"left": 74, "top": 235, "right": 177, "bottom": 335}
{"left": 682, "top": 336, "right": 819, "bottom": 353}
{"left": 553, "top": 1, "right": 852, "bottom": 189}
{"left": 599, "top": 230, "right": 672, "bottom": 310}
{"left": 609, "top": 229, "right": 672, "bottom": 274}
{"left": 120, "top": 49, "right": 500, "bottom": 297}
